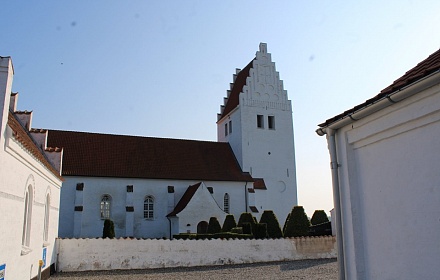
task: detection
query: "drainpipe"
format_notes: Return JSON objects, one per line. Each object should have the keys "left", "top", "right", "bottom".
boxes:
{"left": 326, "top": 128, "right": 345, "bottom": 280}
{"left": 167, "top": 217, "right": 172, "bottom": 240}
{"left": 244, "top": 182, "right": 248, "bottom": 213}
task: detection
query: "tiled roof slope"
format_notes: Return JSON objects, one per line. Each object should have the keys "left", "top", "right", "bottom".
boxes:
{"left": 319, "top": 48, "right": 440, "bottom": 127}
{"left": 219, "top": 60, "right": 254, "bottom": 119}
{"left": 8, "top": 113, "right": 63, "bottom": 180}
{"left": 46, "top": 130, "right": 253, "bottom": 182}
{"left": 167, "top": 182, "right": 200, "bottom": 217}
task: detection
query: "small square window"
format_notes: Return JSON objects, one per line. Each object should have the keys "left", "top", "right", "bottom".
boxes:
{"left": 257, "top": 115, "right": 264, "bottom": 128}
{"left": 268, "top": 116, "right": 275, "bottom": 129}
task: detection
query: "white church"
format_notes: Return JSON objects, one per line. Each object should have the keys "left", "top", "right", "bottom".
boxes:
{"left": 47, "top": 43, "right": 297, "bottom": 239}
{"left": 0, "top": 43, "right": 294, "bottom": 278}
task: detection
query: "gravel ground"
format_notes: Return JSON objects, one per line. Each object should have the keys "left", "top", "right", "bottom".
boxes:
{"left": 51, "top": 258, "right": 337, "bottom": 280}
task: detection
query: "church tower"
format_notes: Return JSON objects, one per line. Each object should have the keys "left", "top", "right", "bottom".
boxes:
{"left": 217, "top": 43, "right": 297, "bottom": 222}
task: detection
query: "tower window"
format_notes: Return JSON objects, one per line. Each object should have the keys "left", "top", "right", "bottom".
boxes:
{"left": 257, "top": 115, "right": 264, "bottom": 128}
{"left": 225, "top": 123, "right": 228, "bottom": 136}
{"left": 268, "top": 116, "right": 275, "bottom": 129}
{"left": 229, "top": 121, "right": 232, "bottom": 134}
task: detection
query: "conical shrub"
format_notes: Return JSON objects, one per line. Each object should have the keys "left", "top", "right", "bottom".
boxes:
{"left": 259, "top": 210, "right": 283, "bottom": 238}
{"left": 284, "top": 206, "right": 310, "bottom": 237}
{"left": 207, "top": 217, "right": 222, "bottom": 234}
{"left": 222, "top": 214, "right": 237, "bottom": 232}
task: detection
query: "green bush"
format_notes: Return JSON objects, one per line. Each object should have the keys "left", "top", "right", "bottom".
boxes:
{"left": 238, "top": 213, "right": 256, "bottom": 236}
{"left": 213, "top": 232, "right": 253, "bottom": 239}
{"left": 173, "top": 233, "right": 197, "bottom": 240}
{"left": 207, "top": 217, "right": 222, "bottom": 234}
{"left": 102, "top": 219, "right": 115, "bottom": 239}
{"left": 173, "top": 232, "right": 252, "bottom": 240}
{"left": 283, "top": 212, "right": 291, "bottom": 234}
{"left": 310, "top": 210, "right": 330, "bottom": 225}
{"left": 241, "top": 223, "right": 252, "bottom": 235}
{"left": 230, "top": 227, "right": 243, "bottom": 234}
{"left": 222, "top": 214, "right": 237, "bottom": 232}
{"left": 254, "top": 223, "right": 268, "bottom": 239}
{"left": 196, "top": 233, "right": 214, "bottom": 240}
{"left": 259, "top": 210, "right": 283, "bottom": 238}
{"left": 283, "top": 206, "right": 310, "bottom": 237}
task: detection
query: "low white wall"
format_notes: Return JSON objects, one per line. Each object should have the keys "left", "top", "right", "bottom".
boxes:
{"left": 56, "top": 236, "right": 336, "bottom": 272}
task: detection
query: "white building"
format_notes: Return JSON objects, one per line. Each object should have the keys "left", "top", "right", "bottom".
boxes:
{"left": 0, "top": 57, "right": 63, "bottom": 279}
{"left": 48, "top": 43, "right": 298, "bottom": 239}
{"left": 316, "top": 49, "right": 440, "bottom": 279}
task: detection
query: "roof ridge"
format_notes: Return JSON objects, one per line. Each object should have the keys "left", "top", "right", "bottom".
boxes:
{"left": 47, "top": 129, "right": 221, "bottom": 144}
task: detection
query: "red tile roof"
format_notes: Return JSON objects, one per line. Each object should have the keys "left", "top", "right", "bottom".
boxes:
{"left": 253, "top": 178, "right": 267, "bottom": 190}
{"left": 46, "top": 130, "right": 253, "bottom": 182}
{"left": 8, "top": 113, "right": 63, "bottom": 180}
{"left": 219, "top": 60, "right": 254, "bottom": 120}
{"left": 319, "top": 48, "right": 440, "bottom": 127}
{"left": 167, "top": 182, "right": 201, "bottom": 217}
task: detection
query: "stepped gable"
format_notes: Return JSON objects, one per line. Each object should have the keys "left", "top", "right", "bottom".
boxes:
{"left": 46, "top": 129, "right": 253, "bottom": 182}
{"left": 219, "top": 60, "right": 254, "bottom": 120}
{"left": 319, "top": 48, "right": 440, "bottom": 127}
{"left": 218, "top": 43, "right": 290, "bottom": 121}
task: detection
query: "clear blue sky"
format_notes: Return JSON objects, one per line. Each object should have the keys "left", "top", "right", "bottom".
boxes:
{"left": 2, "top": 1, "right": 440, "bottom": 216}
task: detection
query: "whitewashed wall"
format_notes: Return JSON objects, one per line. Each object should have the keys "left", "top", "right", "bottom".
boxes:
{"left": 0, "top": 57, "right": 63, "bottom": 280}
{"left": 60, "top": 176, "right": 248, "bottom": 238}
{"left": 56, "top": 236, "right": 336, "bottom": 272}
{"left": 333, "top": 82, "right": 440, "bottom": 279}
{"left": 217, "top": 43, "right": 297, "bottom": 222}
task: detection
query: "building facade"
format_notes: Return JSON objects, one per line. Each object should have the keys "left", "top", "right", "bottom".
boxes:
{"left": 0, "top": 57, "right": 63, "bottom": 280}
{"left": 316, "top": 49, "right": 440, "bottom": 279}
{"left": 47, "top": 43, "right": 297, "bottom": 239}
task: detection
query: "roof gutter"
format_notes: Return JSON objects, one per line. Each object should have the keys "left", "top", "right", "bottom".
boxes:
{"left": 316, "top": 70, "right": 440, "bottom": 136}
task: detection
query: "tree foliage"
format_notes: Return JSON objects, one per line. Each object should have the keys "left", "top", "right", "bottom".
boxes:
{"left": 259, "top": 210, "right": 283, "bottom": 238}
{"left": 283, "top": 206, "right": 310, "bottom": 238}
{"left": 222, "top": 214, "right": 237, "bottom": 232}
{"left": 310, "top": 210, "right": 329, "bottom": 225}
{"left": 207, "top": 217, "right": 222, "bottom": 234}
{"left": 102, "top": 219, "right": 115, "bottom": 239}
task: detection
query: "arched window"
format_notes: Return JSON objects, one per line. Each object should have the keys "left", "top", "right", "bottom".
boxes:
{"left": 144, "top": 196, "right": 154, "bottom": 219}
{"left": 22, "top": 185, "right": 33, "bottom": 247}
{"left": 43, "top": 194, "right": 50, "bottom": 242}
{"left": 224, "top": 193, "right": 230, "bottom": 214}
{"left": 100, "top": 195, "right": 111, "bottom": 219}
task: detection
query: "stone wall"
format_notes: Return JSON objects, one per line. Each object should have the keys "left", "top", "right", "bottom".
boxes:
{"left": 56, "top": 236, "right": 336, "bottom": 272}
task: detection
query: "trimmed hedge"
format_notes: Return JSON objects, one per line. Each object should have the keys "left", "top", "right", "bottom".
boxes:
{"left": 284, "top": 206, "right": 310, "bottom": 237}
{"left": 238, "top": 213, "right": 256, "bottom": 236}
{"left": 310, "top": 210, "right": 330, "bottom": 225}
{"left": 254, "top": 223, "right": 268, "bottom": 239}
{"left": 230, "top": 227, "right": 243, "bottom": 234}
{"left": 259, "top": 210, "right": 283, "bottom": 238}
{"left": 222, "top": 214, "right": 237, "bottom": 232}
{"left": 207, "top": 217, "right": 222, "bottom": 234}
{"left": 102, "top": 219, "right": 115, "bottom": 239}
{"left": 241, "top": 223, "right": 252, "bottom": 235}
{"left": 283, "top": 212, "right": 291, "bottom": 234}
{"left": 173, "top": 232, "right": 253, "bottom": 240}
